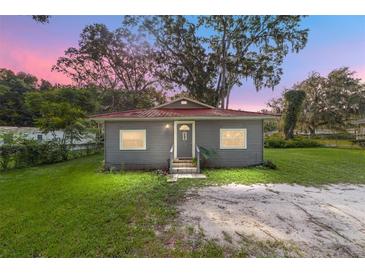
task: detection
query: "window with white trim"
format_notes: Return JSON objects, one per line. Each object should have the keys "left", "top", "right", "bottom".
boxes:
{"left": 220, "top": 129, "right": 247, "bottom": 149}
{"left": 120, "top": 130, "right": 146, "bottom": 150}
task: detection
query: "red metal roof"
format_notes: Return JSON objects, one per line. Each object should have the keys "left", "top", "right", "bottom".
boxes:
{"left": 90, "top": 107, "right": 275, "bottom": 120}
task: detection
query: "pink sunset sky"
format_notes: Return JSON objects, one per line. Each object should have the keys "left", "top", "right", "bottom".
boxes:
{"left": 0, "top": 15, "right": 364, "bottom": 111}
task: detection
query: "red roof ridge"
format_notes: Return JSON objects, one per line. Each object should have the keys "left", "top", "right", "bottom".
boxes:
{"left": 89, "top": 108, "right": 149, "bottom": 118}
{"left": 223, "top": 108, "right": 266, "bottom": 114}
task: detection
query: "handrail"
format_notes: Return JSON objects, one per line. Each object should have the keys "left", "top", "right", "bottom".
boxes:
{"left": 195, "top": 145, "right": 200, "bottom": 173}
{"left": 169, "top": 145, "right": 174, "bottom": 174}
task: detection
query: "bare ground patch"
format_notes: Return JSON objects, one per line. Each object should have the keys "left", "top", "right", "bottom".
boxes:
{"left": 177, "top": 183, "right": 365, "bottom": 257}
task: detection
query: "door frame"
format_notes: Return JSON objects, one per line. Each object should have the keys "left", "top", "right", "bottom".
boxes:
{"left": 174, "top": 121, "right": 195, "bottom": 159}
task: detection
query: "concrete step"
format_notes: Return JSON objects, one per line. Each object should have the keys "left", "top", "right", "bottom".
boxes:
{"left": 171, "top": 167, "right": 198, "bottom": 174}
{"left": 172, "top": 162, "right": 196, "bottom": 167}
{"left": 173, "top": 159, "right": 193, "bottom": 163}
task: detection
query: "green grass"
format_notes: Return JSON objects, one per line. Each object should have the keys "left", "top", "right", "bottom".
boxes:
{"left": 206, "top": 148, "right": 365, "bottom": 185}
{"left": 0, "top": 156, "right": 185, "bottom": 257}
{"left": 0, "top": 148, "right": 364, "bottom": 257}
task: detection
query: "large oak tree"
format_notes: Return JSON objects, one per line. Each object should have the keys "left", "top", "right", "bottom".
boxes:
{"left": 127, "top": 15, "right": 309, "bottom": 108}
{"left": 267, "top": 67, "right": 365, "bottom": 135}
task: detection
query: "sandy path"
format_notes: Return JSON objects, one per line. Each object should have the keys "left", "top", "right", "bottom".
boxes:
{"left": 178, "top": 183, "right": 365, "bottom": 257}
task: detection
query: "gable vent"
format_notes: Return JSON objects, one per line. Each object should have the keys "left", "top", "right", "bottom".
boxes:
{"left": 181, "top": 100, "right": 187, "bottom": 105}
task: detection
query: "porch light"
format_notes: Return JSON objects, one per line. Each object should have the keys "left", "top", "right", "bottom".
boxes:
{"left": 165, "top": 124, "right": 170, "bottom": 129}
{"left": 179, "top": 124, "right": 190, "bottom": 131}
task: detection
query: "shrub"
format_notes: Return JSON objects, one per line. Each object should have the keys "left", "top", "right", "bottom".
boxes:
{"left": 265, "top": 136, "right": 322, "bottom": 148}
{"left": 154, "top": 169, "right": 167, "bottom": 176}
{"left": 262, "top": 160, "right": 277, "bottom": 169}
{"left": 0, "top": 145, "right": 17, "bottom": 170}
{"left": 96, "top": 160, "right": 106, "bottom": 173}
{"left": 312, "top": 132, "right": 355, "bottom": 140}
{"left": 265, "top": 136, "right": 287, "bottom": 148}
{"left": 353, "top": 140, "right": 365, "bottom": 147}
{"left": 199, "top": 146, "right": 217, "bottom": 167}
{"left": 0, "top": 138, "right": 102, "bottom": 171}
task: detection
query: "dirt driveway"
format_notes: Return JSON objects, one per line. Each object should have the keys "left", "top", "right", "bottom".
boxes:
{"left": 178, "top": 183, "right": 365, "bottom": 257}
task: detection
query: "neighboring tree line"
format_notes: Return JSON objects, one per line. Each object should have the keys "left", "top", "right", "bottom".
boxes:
{"left": 266, "top": 67, "right": 365, "bottom": 139}
{"left": 0, "top": 67, "right": 166, "bottom": 127}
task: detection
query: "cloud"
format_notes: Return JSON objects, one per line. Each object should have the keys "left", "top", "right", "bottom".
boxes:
{"left": 0, "top": 39, "right": 71, "bottom": 84}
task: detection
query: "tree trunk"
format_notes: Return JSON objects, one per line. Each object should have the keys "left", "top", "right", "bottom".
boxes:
{"left": 309, "top": 126, "right": 316, "bottom": 137}
{"left": 220, "top": 19, "right": 227, "bottom": 109}
{"left": 225, "top": 89, "right": 231, "bottom": 109}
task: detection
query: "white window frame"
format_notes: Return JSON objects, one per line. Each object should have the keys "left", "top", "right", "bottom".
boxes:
{"left": 120, "top": 129, "right": 146, "bottom": 150}
{"left": 220, "top": 128, "right": 247, "bottom": 149}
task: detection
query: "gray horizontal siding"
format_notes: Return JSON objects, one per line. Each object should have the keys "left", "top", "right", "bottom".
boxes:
{"left": 196, "top": 120, "right": 263, "bottom": 168}
{"left": 105, "top": 121, "right": 173, "bottom": 170}
{"left": 104, "top": 119, "right": 263, "bottom": 170}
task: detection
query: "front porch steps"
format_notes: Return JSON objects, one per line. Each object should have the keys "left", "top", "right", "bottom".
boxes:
{"left": 170, "top": 159, "right": 198, "bottom": 174}
{"left": 171, "top": 167, "right": 198, "bottom": 174}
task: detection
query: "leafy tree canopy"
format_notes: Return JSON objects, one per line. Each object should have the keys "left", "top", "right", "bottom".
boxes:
{"left": 32, "top": 16, "right": 51, "bottom": 24}
{"left": 53, "top": 23, "right": 166, "bottom": 112}
{"left": 267, "top": 67, "right": 365, "bottom": 135}
{"left": 295, "top": 68, "right": 365, "bottom": 134}
{"left": 125, "top": 15, "right": 309, "bottom": 108}
{"left": 0, "top": 68, "right": 39, "bottom": 126}
{"left": 25, "top": 88, "right": 99, "bottom": 144}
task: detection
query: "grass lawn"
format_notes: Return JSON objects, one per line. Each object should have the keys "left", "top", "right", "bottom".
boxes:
{"left": 206, "top": 148, "right": 365, "bottom": 185}
{"left": 0, "top": 148, "right": 364, "bottom": 257}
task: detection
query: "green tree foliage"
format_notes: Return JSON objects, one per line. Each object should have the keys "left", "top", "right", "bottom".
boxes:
{"left": 0, "top": 68, "right": 38, "bottom": 126}
{"left": 267, "top": 67, "right": 365, "bottom": 135}
{"left": 264, "top": 120, "right": 278, "bottom": 133}
{"left": 32, "top": 16, "right": 51, "bottom": 24}
{"left": 25, "top": 88, "right": 98, "bottom": 146}
{"left": 126, "top": 15, "right": 308, "bottom": 108}
{"left": 101, "top": 88, "right": 166, "bottom": 112}
{"left": 129, "top": 16, "right": 218, "bottom": 106}
{"left": 200, "top": 16, "right": 308, "bottom": 109}
{"left": 295, "top": 68, "right": 365, "bottom": 134}
{"left": 39, "top": 79, "right": 53, "bottom": 91}
{"left": 283, "top": 90, "right": 306, "bottom": 139}
{"left": 53, "top": 24, "right": 166, "bottom": 112}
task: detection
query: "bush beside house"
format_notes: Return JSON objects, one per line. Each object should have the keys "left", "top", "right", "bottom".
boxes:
{"left": 265, "top": 135, "right": 322, "bottom": 148}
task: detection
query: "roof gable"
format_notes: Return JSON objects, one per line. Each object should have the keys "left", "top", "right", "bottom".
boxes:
{"left": 156, "top": 97, "right": 215, "bottom": 109}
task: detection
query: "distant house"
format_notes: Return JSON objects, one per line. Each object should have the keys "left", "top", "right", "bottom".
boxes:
{"left": 90, "top": 97, "right": 276, "bottom": 174}
{"left": 0, "top": 126, "right": 95, "bottom": 147}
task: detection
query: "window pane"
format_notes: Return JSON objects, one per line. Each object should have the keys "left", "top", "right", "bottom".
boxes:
{"left": 220, "top": 129, "right": 246, "bottom": 149}
{"left": 121, "top": 130, "right": 146, "bottom": 149}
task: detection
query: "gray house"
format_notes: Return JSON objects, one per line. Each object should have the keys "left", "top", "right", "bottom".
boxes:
{"left": 90, "top": 97, "right": 275, "bottom": 174}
